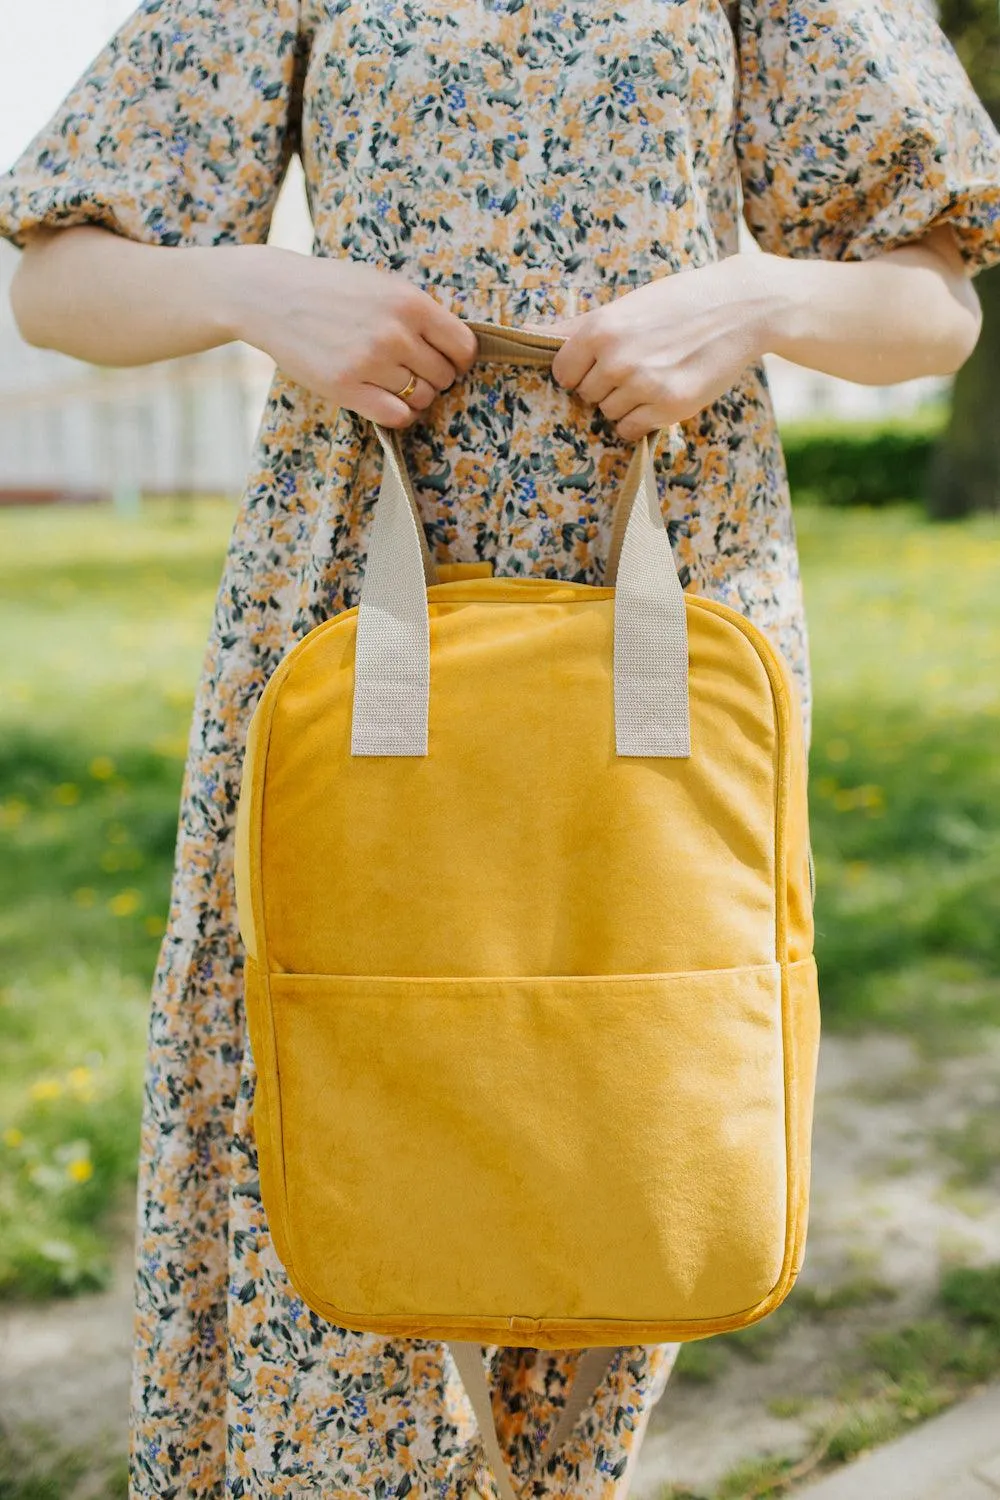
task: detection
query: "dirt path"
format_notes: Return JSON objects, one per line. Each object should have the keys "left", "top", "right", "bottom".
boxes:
{"left": 2, "top": 1029, "right": 998, "bottom": 1497}
{"left": 0, "top": 1226, "right": 134, "bottom": 1464}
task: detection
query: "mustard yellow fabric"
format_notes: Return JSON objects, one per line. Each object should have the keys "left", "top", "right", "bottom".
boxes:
{"left": 235, "top": 575, "right": 820, "bottom": 1348}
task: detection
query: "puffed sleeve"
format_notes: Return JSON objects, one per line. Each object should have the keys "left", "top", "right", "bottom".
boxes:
{"left": 0, "top": 0, "right": 308, "bottom": 251}
{"left": 734, "top": 0, "right": 1000, "bottom": 274}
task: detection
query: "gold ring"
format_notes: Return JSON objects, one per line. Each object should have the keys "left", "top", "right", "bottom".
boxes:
{"left": 396, "top": 372, "right": 418, "bottom": 401}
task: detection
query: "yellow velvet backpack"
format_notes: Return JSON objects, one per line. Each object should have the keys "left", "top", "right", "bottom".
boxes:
{"left": 234, "top": 320, "right": 820, "bottom": 1496}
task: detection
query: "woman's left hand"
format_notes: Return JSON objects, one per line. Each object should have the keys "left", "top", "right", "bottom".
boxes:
{"left": 522, "top": 253, "right": 789, "bottom": 440}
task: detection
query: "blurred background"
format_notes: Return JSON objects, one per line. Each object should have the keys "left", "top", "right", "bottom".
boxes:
{"left": 0, "top": 3, "right": 998, "bottom": 1499}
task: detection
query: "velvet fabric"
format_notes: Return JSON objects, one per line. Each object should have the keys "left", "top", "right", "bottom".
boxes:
{"left": 234, "top": 565, "right": 820, "bottom": 1347}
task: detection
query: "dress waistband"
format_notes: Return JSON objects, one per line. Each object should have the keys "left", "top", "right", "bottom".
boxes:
{"left": 313, "top": 255, "right": 681, "bottom": 323}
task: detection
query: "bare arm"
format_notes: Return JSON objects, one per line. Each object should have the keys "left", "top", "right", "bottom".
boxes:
{"left": 9, "top": 225, "right": 479, "bottom": 428}
{"left": 11, "top": 225, "right": 248, "bottom": 365}
{"left": 11, "top": 221, "right": 982, "bottom": 445}
{"left": 526, "top": 224, "right": 983, "bottom": 440}
{"left": 759, "top": 224, "right": 983, "bottom": 384}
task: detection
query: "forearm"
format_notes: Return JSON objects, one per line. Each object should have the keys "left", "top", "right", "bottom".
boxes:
{"left": 10, "top": 225, "right": 265, "bottom": 365}
{"left": 9, "top": 226, "right": 479, "bottom": 427}
{"left": 756, "top": 227, "right": 983, "bottom": 384}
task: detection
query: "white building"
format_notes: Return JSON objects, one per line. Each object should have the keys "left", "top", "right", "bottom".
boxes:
{"left": 0, "top": 286, "right": 272, "bottom": 503}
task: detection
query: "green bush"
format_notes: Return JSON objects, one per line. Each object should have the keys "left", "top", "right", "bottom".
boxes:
{"left": 781, "top": 408, "right": 947, "bottom": 508}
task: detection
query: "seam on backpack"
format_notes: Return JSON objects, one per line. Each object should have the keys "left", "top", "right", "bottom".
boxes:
{"left": 268, "top": 960, "right": 783, "bottom": 985}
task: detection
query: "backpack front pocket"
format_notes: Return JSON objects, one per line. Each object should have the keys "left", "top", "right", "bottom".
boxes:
{"left": 247, "top": 961, "right": 803, "bottom": 1345}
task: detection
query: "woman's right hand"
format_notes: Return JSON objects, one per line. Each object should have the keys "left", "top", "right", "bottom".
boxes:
{"left": 229, "top": 246, "right": 481, "bottom": 428}
{"left": 11, "top": 229, "right": 480, "bottom": 415}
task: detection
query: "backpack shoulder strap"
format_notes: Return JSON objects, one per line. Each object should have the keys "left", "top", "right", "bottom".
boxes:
{"left": 448, "top": 1343, "right": 520, "bottom": 1500}
{"left": 448, "top": 1343, "right": 617, "bottom": 1497}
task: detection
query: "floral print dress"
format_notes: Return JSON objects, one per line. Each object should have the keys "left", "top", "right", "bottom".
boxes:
{"left": 3, "top": 0, "right": 1000, "bottom": 1494}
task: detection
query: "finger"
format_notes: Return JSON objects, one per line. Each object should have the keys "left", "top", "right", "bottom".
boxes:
{"left": 415, "top": 298, "right": 481, "bottom": 374}
{"left": 574, "top": 361, "right": 620, "bottom": 407}
{"left": 613, "top": 404, "right": 666, "bottom": 443}
{"left": 551, "top": 335, "right": 600, "bottom": 393}
{"left": 380, "top": 365, "right": 439, "bottom": 411}
{"left": 551, "top": 343, "right": 599, "bottom": 393}
{"left": 353, "top": 383, "right": 428, "bottom": 430}
{"left": 598, "top": 379, "right": 653, "bottom": 424}
{"left": 399, "top": 335, "right": 464, "bottom": 393}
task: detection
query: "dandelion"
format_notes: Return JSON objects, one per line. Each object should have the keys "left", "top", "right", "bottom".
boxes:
{"left": 825, "top": 739, "right": 851, "bottom": 764}
{"left": 89, "top": 756, "right": 116, "bottom": 781}
{"left": 53, "top": 783, "right": 80, "bottom": 806}
{"left": 2, "top": 1127, "right": 24, "bottom": 1149}
{"left": 66, "top": 1157, "right": 94, "bottom": 1185}
{"left": 30, "top": 1077, "right": 64, "bottom": 1102}
{"left": 73, "top": 887, "right": 97, "bottom": 908}
{"left": 67, "top": 1066, "right": 94, "bottom": 1092}
{"left": 109, "top": 888, "right": 142, "bottom": 917}
{"left": 0, "top": 798, "right": 28, "bottom": 828}
{"left": 144, "top": 915, "right": 166, "bottom": 938}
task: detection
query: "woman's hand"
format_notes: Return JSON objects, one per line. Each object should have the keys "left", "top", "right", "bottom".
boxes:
{"left": 522, "top": 254, "right": 784, "bottom": 440}
{"left": 12, "top": 229, "right": 480, "bottom": 428}
{"left": 523, "top": 230, "right": 981, "bottom": 438}
{"left": 232, "top": 247, "right": 481, "bottom": 428}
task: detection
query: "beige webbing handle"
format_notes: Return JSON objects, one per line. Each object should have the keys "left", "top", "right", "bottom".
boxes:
{"left": 351, "top": 318, "right": 690, "bottom": 758}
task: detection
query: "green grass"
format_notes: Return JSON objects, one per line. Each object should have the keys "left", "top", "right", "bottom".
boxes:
{"left": 0, "top": 1427, "right": 128, "bottom": 1500}
{"left": 815, "top": 1263, "right": 1000, "bottom": 1470}
{"left": 0, "top": 498, "right": 235, "bottom": 1298}
{"left": 0, "top": 488, "right": 998, "bottom": 1300}
{"left": 935, "top": 1108, "right": 1000, "bottom": 1188}
{"left": 797, "top": 504, "right": 1000, "bottom": 1052}
{"left": 715, "top": 1456, "right": 801, "bottom": 1500}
